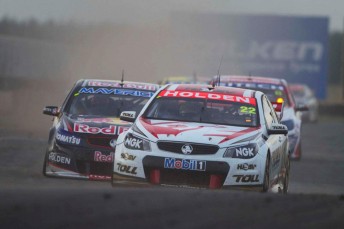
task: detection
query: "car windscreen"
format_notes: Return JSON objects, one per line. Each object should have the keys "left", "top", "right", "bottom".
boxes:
{"left": 143, "top": 97, "right": 258, "bottom": 127}
{"left": 226, "top": 82, "right": 290, "bottom": 106}
{"left": 64, "top": 90, "right": 150, "bottom": 117}
{"left": 255, "top": 88, "right": 290, "bottom": 106}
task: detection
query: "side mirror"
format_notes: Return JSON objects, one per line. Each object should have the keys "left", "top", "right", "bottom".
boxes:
{"left": 271, "top": 102, "right": 284, "bottom": 121}
{"left": 295, "top": 104, "right": 309, "bottom": 112}
{"left": 120, "top": 111, "right": 136, "bottom": 122}
{"left": 43, "top": 106, "right": 59, "bottom": 116}
{"left": 267, "top": 123, "right": 288, "bottom": 136}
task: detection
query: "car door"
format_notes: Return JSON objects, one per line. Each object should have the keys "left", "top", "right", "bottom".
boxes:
{"left": 262, "top": 95, "right": 285, "bottom": 182}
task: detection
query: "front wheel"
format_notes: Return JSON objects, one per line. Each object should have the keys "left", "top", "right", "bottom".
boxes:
{"left": 262, "top": 155, "right": 270, "bottom": 192}
{"left": 42, "top": 152, "right": 48, "bottom": 176}
{"left": 282, "top": 156, "right": 290, "bottom": 194}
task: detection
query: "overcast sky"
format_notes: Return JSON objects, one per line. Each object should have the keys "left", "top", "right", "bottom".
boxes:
{"left": 0, "top": 0, "right": 343, "bottom": 31}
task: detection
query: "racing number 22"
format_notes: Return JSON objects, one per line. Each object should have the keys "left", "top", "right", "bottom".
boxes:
{"left": 240, "top": 106, "right": 256, "bottom": 114}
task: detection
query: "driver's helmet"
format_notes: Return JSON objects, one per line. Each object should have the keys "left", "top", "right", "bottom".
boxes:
{"left": 89, "top": 95, "right": 110, "bottom": 107}
{"left": 179, "top": 102, "right": 202, "bottom": 117}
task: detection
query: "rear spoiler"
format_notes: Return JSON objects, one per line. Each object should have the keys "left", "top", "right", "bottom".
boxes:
{"left": 271, "top": 102, "right": 284, "bottom": 121}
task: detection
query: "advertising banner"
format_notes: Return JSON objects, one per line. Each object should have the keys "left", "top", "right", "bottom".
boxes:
{"left": 169, "top": 14, "right": 329, "bottom": 99}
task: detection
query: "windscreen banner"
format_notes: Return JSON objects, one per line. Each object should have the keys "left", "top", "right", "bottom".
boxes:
{"left": 169, "top": 14, "right": 329, "bottom": 99}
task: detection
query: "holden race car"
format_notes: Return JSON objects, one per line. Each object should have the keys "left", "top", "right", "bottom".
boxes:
{"left": 212, "top": 75, "right": 308, "bottom": 160}
{"left": 42, "top": 79, "right": 159, "bottom": 180}
{"left": 159, "top": 75, "right": 210, "bottom": 85}
{"left": 112, "top": 84, "right": 290, "bottom": 192}
{"left": 289, "top": 83, "right": 319, "bottom": 123}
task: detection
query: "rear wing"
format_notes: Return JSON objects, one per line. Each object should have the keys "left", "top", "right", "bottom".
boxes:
{"left": 271, "top": 102, "right": 284, "bottom": 121}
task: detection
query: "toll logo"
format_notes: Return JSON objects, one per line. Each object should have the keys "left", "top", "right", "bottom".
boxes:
{"left": 233, "top": 175, "right": 259, "bottom": 183}
{"left": 117, "top": 163, "right": 137, "bottom": 175}
{"left": 164, "top": 158, "right": 206, "bottom": 171}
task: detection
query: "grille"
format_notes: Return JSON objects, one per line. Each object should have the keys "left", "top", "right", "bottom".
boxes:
{"left": 157, "top": 141, "right": 219, "bottom": 155}
{"left": 160, "top": 169, "right": 210, "bottom": 188}
{"left": 87, "top": 137, "right": 113, "bottom": 149}
{"left": 90, "top": 161, "right": 112, "bottom": 176}
{"left": 76, "top": 160, "right": 112, "bottom": 176}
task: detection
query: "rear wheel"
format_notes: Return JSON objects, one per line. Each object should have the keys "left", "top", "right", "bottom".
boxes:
{"left": 42, "top": 152, "right": 48, "bottom": 176}
{"left": 282, "top": 156, "right": 290, "bottom": 194}
{"left": 262, "top": 155, "right": 270, "bottom": 192}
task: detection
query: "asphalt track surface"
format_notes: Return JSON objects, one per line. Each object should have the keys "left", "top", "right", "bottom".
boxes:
{"left": 0, "top": 117, "right": 344, "bottom": 228}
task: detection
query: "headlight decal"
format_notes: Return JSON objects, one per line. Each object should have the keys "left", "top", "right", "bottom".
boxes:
{"left": 132, "top": 123, "right": 147, "bottom": 137}
{"left": 223, "top": 143, "right": 258, "bottom": 159}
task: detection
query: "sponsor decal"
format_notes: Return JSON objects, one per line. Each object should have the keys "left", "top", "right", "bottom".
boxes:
{"left": 89, "top": 175, "right": 111, "bottom": 180}
{"left": 74, "top": 124, "right": 117, "bottom": 135}
{"left": 121, "top": 153, "right": 137, "bottom": 161}
{"left": 159, "top": 90, "right": 256, "bottom": 105}
{"left": 56, "top": 133, "right": 81, "bottom": 145}
{"left": 87, "top": 81, "right": 158, "bottom": 91}
{"left": 79, "top": 87, "right": 154, "bottom": 98}
{"left": 272, "top": 125, "right": 286, "bottom": 130}
{"left": 233, "top": 175, "right": 259, "bottom": 183}
{"left": 76, "top": 118, "right": 127, "bottom": 125}
{"left": 234, "top": 147, "right": 255, "bottom": 158}
{"left": 94, "top": 151, "right": 114, "bottom": 162}
{"left": 124, "top": 136, "right": 143, "bottom": 150}
{"left": 122, "top": 112, "right": 135, "bottom": 118}
{"left": 48, "top": 152, "right": 71, "bottom": 165}
{"left": 181, "top": 144, "right": 193, "bottom": 155}
{"left": 118, "top": 126, "right": 130, "bottom": 135}
{"left": 117, "top": 163, "right": 137, "bottom": 175}
{"left": 237, "top": 163, "right": 257, "bottom": 171}
{"left": 109, "top": 139, "right": 117, "bottom": 148}
{"left": 164, "top": 158, "right": 206, "bottom": 171}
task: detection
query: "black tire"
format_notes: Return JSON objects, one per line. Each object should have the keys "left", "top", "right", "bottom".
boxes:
{"left": 42, "top": 152, "right": 48, "bottom": 177}
{"left": 262, "top": 155, "right": 270, "bottom": 192}
{"left": 282, "top": 156, "right": 290, "bottom": 194}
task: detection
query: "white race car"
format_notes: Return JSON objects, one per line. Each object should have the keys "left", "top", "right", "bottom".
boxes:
{"left": 212, "top": 75, "right": 307, "bottom": 160}
{"left": 112, "top": 84, "right": 290, "bottom": 192}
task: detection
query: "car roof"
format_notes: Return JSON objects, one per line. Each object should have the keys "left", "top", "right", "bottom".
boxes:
{"left": 164, "top": 84, "right": 257, "bottom": 98}
{"left": 161, "top": 76, "right": 210, "bottom": 84}
{"left": 216, "top": 75, "right": 285, "bottom": 85}
{"left": 78, "top": 79, "right": 160, "bottom": 91}
{"left": 289, "top": 83, "right": 309, "bottom": 90}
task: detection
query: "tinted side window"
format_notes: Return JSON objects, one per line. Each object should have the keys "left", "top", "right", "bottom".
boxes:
{"left": 262, "top": 96, "right": 275, "bottom": 128}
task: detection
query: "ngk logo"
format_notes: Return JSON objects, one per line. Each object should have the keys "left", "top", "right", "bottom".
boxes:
{"left": 94, "top": 151, "right": 114, "bottom": 162}
{"left": 233, "top": 175, "right": 259, "bottom": 183}
{"left": 235, "top": 148, "right": 254, "bottom": 157}
{"left": 74, "top": 123, "right": 116, "bottom": 135}
{"left": 124, "top": 137, "right": 142, "bottom": 149}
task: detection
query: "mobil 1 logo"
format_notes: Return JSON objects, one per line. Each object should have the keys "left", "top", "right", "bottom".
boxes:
{"left": 164, "top": 158, "right": 206, "bottom": 171}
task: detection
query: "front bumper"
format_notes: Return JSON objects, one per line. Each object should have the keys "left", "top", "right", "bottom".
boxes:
{"left": 44, "top": 143, "right": 114, "bottom": 180}
{"left": 112, "top": 144, "right": 265, "bottom": 189}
